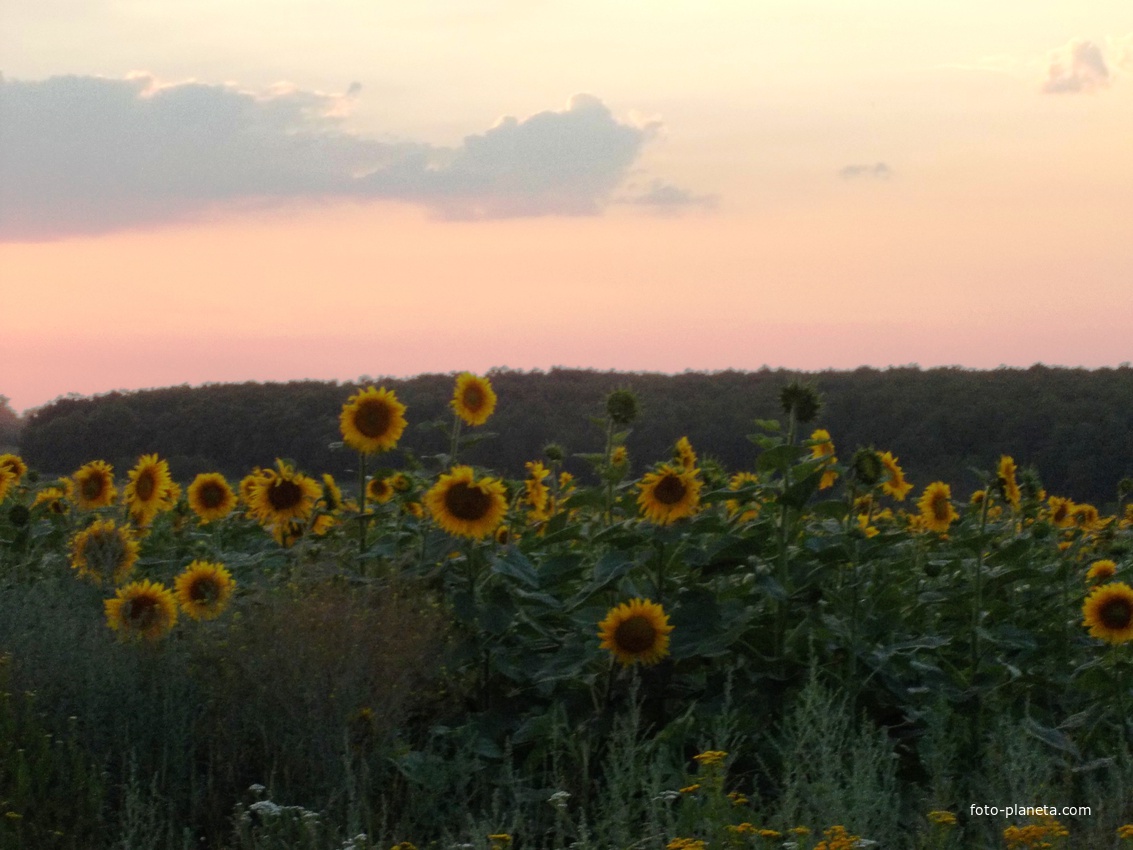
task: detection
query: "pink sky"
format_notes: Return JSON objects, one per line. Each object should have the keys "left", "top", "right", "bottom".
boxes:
{"left": 2, "top": 2, "right": 1131, "bottom": 414}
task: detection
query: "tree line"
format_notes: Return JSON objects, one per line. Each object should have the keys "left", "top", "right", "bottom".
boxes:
{"left": 11, "top": 364, "right": 1133, "bottom": 507}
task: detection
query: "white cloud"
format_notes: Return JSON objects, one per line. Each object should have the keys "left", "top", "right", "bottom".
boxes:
{"left": 1041, "top": 39, "right": 1111, "bottom": 94}
{"left": 0, "top": 75, "right": 694, "bottom": 240}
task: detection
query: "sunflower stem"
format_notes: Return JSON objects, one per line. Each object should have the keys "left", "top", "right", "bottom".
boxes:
{"left": 603, "top": 416, "right": 615, "bottom": 525}
{"left": 358, "top": 452, "right": 368, "bottom": 558}
{"left": 450, "top": 414, "right": 462, "bottom": 466}
{"left": 1117, "top": 645, "right": 1130, "bottom": 754}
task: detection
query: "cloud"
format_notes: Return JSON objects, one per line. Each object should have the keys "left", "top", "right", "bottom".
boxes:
{"left": 838, "top": 163, "right": 892, "bottom": 180}
{"left": 1041, "top": 39, "right": 1111, "bottom": 93}
{"left": 0, "top": 75, "right": 691, "bottom": 240}
{"left": 617, "top": 179, "right": 716, "bottom": 210}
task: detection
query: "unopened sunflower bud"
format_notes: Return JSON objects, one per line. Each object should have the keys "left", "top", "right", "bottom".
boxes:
{"left": 779, "top": 381, "right": 822, "bottom": 424}
{"left": 543, "top": 443, "right": 565, "bottom": 463}
{"left": 851, "top": 448, "right": 884, "bottom": 486}
{"left": 606, "top": 389, "right": 639, "bottom": 425}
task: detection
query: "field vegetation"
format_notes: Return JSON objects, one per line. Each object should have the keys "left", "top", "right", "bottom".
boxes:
{"left": 2, "top": 375, "right": 1133, "bottom": 849}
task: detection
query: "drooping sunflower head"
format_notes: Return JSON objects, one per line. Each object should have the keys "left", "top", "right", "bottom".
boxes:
{"left": 124, "top": 454, "right": 176, "bottom": 525}
{"left": 247, "top": 460, "right": 321, "bottom": 526}
{"left": 73, "top": 460, "right": 117, "bottom": 509}
{"left": 637, "top": 464, "right": 702, "bottom": 526}
{"left": 879, "top": 451, "right": 913, "bottom": 500}
{"left": 173, "top": 560, "right": 236, "bottom": 621}
{"left": 187, "top": 473, "right": 236, "bottom": 523}
{"left": 997, "top": 455, "right": 1021, "bottom": 510}
{"left": 104, "top": 579, "right": 178, "bottom": 642}
{"left": 917, "top": 482, "right": 958, "bottom": 534}
{"left": 0, "top": 454, "right": 27, "bottom": 482}
{"left": 424, "top": 465, "right": 508, "bottom": 539}
{"left": 340, "top": 386, "right": 408, "bottom": 454}
{"left": 70, "top": 519, "right": 139, "bottom": 585}
{"left": 1085, "top": 583, "right": 1133, "bottom": 644}
{"left": 597, "top": 598, "right": 674, "bottom": 666}
{"left": 451, "top": 373, "right": 498, "bottom": 427}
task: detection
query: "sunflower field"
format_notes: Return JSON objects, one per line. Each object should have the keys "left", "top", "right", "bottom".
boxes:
{"left": 2, "top": 376, "right": 1133, "bottom": 850}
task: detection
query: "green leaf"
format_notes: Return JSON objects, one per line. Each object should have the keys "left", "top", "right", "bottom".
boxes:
{"left": 757, "top": 444, "right": 807, "bottom": 474}
{"left": 491, "top": 549, "right": 539, "bottom": 588}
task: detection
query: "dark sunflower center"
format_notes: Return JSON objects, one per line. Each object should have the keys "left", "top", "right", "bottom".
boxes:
{"left": 931, "top": 494, "right": 950, "bottom": 521}
{"left": 199, "top": 482, "right": 225, "bottom": 508}
{"left": 1100, "top": 598, "right": 1133, "bottom": 631}
{"left": 81, "top": 475, "right": 105, "bottom": 500}
{"left": 136, "top": 470, "right": 156, "bottom": 501}
{"left": 653, "top": 474, "right": 687, "bottom": 506}
{"left": 268, "top": 479, "right": 303, "bottom": 510}
{"left": 614, "top": 615, "right": 657, "bottom": 654}
{"left": 462, "top": 385, "right": 485, "bottom": 411}
{"left": 1052, "top": 505, "right": 1068, "bottom": 523}
{"left": 189, "top": 577, "right": 219, "bottom": 603}
{"left": 444, "top": 482, "right": 491, "bottom": 521}
{"left": 125, "top": 595, "right": 159, "bottom": 627}
{"left": 354, "top": 400, "right": 392, "bottom": 439}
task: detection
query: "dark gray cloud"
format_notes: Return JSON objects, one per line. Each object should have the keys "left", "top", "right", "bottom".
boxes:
{"left": 1042, "top": 39, "right": 1111, "bottom": 93}
{"left": 0, "top": 75, "right": 688, "bottom": 240}
{"left": 838, "top": 162, "right": 892, "bottom": 180}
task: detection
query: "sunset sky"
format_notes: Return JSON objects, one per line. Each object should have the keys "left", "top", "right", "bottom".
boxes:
{"left": 2, "top": 1, "right": 1131, "bottom": 414}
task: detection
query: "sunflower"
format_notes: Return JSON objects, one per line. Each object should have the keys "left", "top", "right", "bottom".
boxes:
{"left": 637, "top": 464, "right": 702, "bottom": 525}
{"left": 73, "top": 460, "right": 117, "bottom": 509}
{"left": 32, "top": 486, "right": 69, "bottom": 514}
{"left": 187, "top": 473, "right": 236, "bottom": 523}
{"left": 879, "top": 451, "right": 913, "bottom": 500}
{"left": 0, "top": 454, "right": 27, "bottom": 482}
{"left": 247, "top": 460, "right": 321, "bottom": 526}
{"left": 339, "top": 386, "right": 408, "bottom": 454}
{"left": 321, "top": 473, "right": 346, "bottom": 511}
{"left": 997, "top": 455, "right": 1021, "bottom": 510}
{"left": 726, "top": 471, "right": 761, "bottom": 522}
{"left": 917, "top": 482, "right": 958, "bottom": 533}
{"left": 104, "top": 579, "right": 178, "bottom": 642}
{"left": 424, "top": 465, "right": 508, "bottom": 539}
{"left": 1084, "top": 583, "right": 1133, "bottom": 644}
{"left": 1071, "top": 503, "right": 1103, "bottom": 532}
{"left": 0, "top": 468, "right": 14, "bottom": 503}
{"left": 524, "top": 460, "right": 550, "bottom": 520}
{"left": 675, "top": 437, "right": 697, "bottom": 471}
{"left": 388, "top": 472, "right": 411, "bottom": 492}
{"left": 611, "top": 445, "right": 628, "bottom": 468}
{"left": 173, "top": 560, "right": 236, "bottom": 621}
{"left": 1047, "top": 495, "right": 1075, "bottom": 527}
{"left": 123, "top": 454, "right": 176, "bottom": 526}
{"left": 367, "top": 476, "right": 395, "bottom": 505}
{"left": 809, "top": 429, "right": 838, "bottom": 490}
{"left": 450, "top": 372, "right": 497, "bottom": 427}
{"left": 70, "top": 519, "right": 139, "bottom": 585}
{"left": 597, "top": 598, "right": 674, "bottom": 666}
{"left": 1087, "top": 559, "right": 1118, "bottom": 583}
